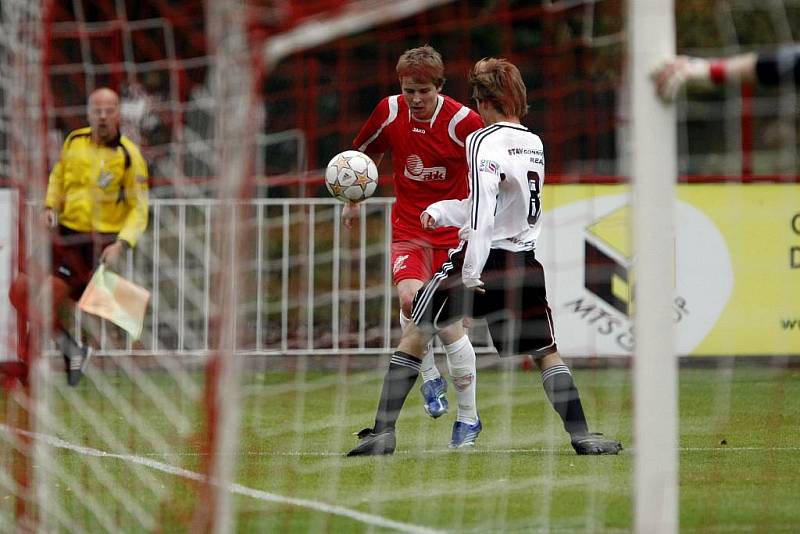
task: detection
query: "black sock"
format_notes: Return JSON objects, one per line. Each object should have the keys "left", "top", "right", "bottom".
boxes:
{"left": 541, "top": 364, "right": 589, "bottom": 436}
{"left": 55, "top": 329, "right": 82, "bottom": 358}
{"left": 373, "top": 351, "right": 421, "bottom": 434}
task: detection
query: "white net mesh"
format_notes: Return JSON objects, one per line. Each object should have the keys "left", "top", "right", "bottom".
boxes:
{"left": 0, "top": 0, "right": 798, "bottom": 531}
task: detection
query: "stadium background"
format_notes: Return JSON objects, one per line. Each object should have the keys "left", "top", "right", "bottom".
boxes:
{"left": 12, "top": 0, "right": 794, "bottom": 358}
{"left": 37, "top": 0, "right": 800, "bottom": 192}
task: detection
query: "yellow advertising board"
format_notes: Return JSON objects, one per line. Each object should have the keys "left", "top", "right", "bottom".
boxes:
{"left": 540, "top": 183, "right": 800, "bottom": 356}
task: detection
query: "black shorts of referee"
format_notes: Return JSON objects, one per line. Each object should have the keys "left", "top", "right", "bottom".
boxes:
{"left": 411, "top": 242, "right": 558, "bottom": 359}
{"left": 51, "top": 224, "right": 117, "bottom": 300}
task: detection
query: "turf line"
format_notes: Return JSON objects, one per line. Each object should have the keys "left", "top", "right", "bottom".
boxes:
{"left": 131, "top": 445, "right": 800, "bottom": 458}
{"left": 0, "top": 424, "right": 443, "bottom": 534}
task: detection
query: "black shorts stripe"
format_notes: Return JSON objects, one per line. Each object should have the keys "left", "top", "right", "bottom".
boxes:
{"left": 411, "top": 271, "right": 446, "bottom": 324}
{"left": 411, "top": 241, "right": 464, "bottom": 324}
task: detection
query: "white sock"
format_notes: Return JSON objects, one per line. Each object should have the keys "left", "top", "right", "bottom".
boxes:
{"left": 445, "top": 335, "right": 478, "bottom": 424}
{"left": 400, "top": 311, "right": 439, "bottom": 382}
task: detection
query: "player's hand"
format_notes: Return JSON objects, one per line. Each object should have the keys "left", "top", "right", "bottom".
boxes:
{"left": 43, "top": 208, "right": 58, "bottom": 228}
{"left": 463, "top": 277, "right": 485, "bottom": 294}
{"left": 100, "top": 240, "right": 126, "bottom": 267}
{"left": 420, "top": 211, "right": 436, "bottom": 230}
{"left": 651, "top": 56, "right": 710, "bottom": 102}
{"left": 341, "top": 202, "right": 359, "bottom": 229}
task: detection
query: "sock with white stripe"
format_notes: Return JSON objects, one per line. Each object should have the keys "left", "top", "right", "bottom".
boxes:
{"left": 541, "top": 364, "right": 589, "bottom": 436}
{"left": 373, "top": 351, "right": 422, "bottom": 433}
{"left": 445, "top": 335, "right": 478, "bottom": 424}
{"left": 400, "top": 312, "right": 439, "bottom": 382}
{"left": 55, "top": 329, "right": 82, "bottom": 358}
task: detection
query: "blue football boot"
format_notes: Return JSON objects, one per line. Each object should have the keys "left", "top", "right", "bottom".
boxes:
{"left": 449, "top": 418, "right": 482, "bottom": 448}
{"left": 420, "top": 376, "right": 449, "bottom": 418}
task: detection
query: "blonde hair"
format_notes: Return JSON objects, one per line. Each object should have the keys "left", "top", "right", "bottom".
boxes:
{"left": 469, "top": 58, "right": 528, "bottom": 118}
{"left": 396, "top": 45, "right": 445, "bottom": 87}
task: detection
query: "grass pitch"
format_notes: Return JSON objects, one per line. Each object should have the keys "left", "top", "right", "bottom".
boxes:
{"left": 2, "top": 362, "right": 799, "bottom": 532}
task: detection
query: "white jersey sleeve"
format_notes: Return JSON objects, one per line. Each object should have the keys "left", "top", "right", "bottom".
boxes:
{"left": 423, "top": 198, "right": 470, "bottom": 229}
{"left": 461, "top": 129, "right": 503, "bottom": 287}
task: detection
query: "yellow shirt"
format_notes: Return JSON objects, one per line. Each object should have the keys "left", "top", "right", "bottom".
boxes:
{"left": 45, "top": 127, "right": 149, "bottom": 247}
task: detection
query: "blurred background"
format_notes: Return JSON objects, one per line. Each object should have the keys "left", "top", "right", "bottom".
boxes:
{"left": 7, "top": 0, "right": 796, "bottom": 200}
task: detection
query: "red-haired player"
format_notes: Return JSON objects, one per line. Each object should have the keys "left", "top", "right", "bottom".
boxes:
{"left": 344, "top": 45, "right": 484, "bottom": 443}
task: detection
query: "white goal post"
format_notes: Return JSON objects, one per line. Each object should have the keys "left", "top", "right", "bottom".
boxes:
{"left": 628, "top": 1, "right": 679, "bottom": 532}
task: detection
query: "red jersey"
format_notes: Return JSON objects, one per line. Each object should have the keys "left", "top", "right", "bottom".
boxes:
{"left": 353, "top": 94, "right": 483, "bottom": 247}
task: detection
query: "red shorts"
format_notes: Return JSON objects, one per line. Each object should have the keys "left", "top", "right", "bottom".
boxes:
{"left": 390, "top": 239, "right": 455, "bottom": 286}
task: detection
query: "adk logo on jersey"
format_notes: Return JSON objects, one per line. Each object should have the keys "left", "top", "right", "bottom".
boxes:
{"left": 404, "top": 154, "right": 446, "bottom": 182}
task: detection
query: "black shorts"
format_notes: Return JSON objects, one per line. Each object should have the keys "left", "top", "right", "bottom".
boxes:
{"left": 51, "top": 225, "right": 117, "bottom": 300}
{"left": 411, "top": 243, "right": 558, "bottom": 358}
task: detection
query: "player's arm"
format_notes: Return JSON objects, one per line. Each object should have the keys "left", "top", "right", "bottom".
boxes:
{"left": 653, "top": 46, "right": 800, "bottom": 101}
{"left": 44, "top": 144, "right": 67, "bottom": 227}
{"left": 339, "top": 150, "right": 384, "bottom": 227}
{"left": 102, "top": 147, "right": 148, "bottom": 265}
{"left": 422, "top": 198, "right": 470, "bottom": 230}
{"left": 461, "top": 144, "right": 500, "bottom": 290}
{"left": 652, "top": 53, "right": 757, "bottom": 102}
{"left": 343, "top": 99, "right": 391, "bottom": 228}
{"left": 352, "top": 98, "right": 391, "bottom": 162}
{"left": 117, "top": 145, "right": 149, "bottom": 248}
{"left": 366, "top": 151, "right": 384, "bottom": 167}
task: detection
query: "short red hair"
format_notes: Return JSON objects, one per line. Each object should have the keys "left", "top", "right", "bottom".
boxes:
{"left": 396, "top": 45, "right": 445, "bottom": 87}
{"left": 469, "top": 58, "right": 528, "bottom": 118}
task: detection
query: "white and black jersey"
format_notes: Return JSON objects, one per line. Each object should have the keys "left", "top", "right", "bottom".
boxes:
{"left": 424, "top": 121, "right": 544, "bottom": 287}
{"left": 413, "top": 121, "right": 558, "bottom": 358}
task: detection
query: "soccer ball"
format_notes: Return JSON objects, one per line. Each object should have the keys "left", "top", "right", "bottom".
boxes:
{"left": 324, "top": 150, "right": 379, "bottom": 203}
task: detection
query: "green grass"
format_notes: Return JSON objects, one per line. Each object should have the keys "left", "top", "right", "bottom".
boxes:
{"left": 2, "top": 365, "right": 799, "bottom": 532}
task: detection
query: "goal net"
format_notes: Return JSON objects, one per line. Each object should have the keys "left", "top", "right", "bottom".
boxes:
{"left": 1, "top": 0, "right": 798, "bottom": 531}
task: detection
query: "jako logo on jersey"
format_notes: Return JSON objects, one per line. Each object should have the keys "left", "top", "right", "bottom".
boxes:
{"left": 412, "top": 127, "right": 426, "bottom": 134}
{"left": 404, "top": 154, "right": 447, "bottom": 182}
{"left": 393, "top": 254, "right": 409, "bottom": 274}
{"left": 479, "top": 159, "right": 500, "bottom": 175}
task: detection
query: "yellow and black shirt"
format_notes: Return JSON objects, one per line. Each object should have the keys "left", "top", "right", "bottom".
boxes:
{"left": 45, "top": 127, "right": 149, "bottom": 247}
